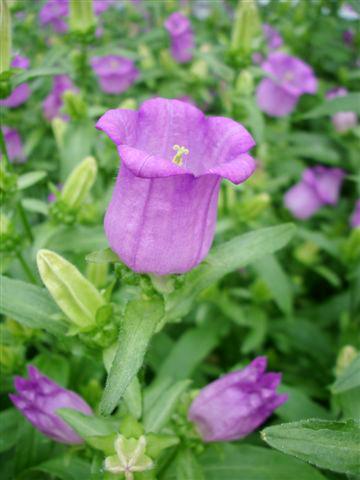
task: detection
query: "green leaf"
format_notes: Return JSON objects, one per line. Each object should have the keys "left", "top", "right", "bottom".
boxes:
{"left": 254, "top": 254, "right": 293, "bottom": 316}
{"left": 45, "top": 225, "right": 107, "bottom": 253}
{"left": 0, "top": 275, "right": 65, "bottom": 335}
{"left": 302, "top": 92, "right": 360, "bottom": 118}
{"left": 332, "top": 354, "right": 360, "bottom": 394}
{"left": 26, "top": 455, "right": 91, "bottom": 480}
{"left": 100, "top": 299, "right": 164, "bottom": 415}
{"left": 165, "top": 224, "right": 296, "bottom": 322}
{"left": 32, "top": 353, "right": 70, "bottom": 387}
{"left": 17, "top": 171, "right": 47, "bottom": 190}
{"left": 198, "top": 444, "right": 327, "bottom": 480}
{"left": 85, "top": 247, "right": 120, "bottom": 264}
{"left": 176, "top": 448, "right": 205, "bottom": 480}
{"left": 21, "top": 198, "right": 49, "bottom": 215}
{"left": 143, "top": 380, "right": 190, "bottom": 433}
{"left": 0, "top": 409, "right": 21, "bottom": 453}
{"left": 13, "top": 67, "right": 67, "bottom": 86}
{"left": 57, "top": 409, "right": 119, "bottom": 438}
{"left": 262, "top": 419, "right": 360, "bottom": 475}
{"left": 276, "top": 385, "right": 333, "bottom": 422}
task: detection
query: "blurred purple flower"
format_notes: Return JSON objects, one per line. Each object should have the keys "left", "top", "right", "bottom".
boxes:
{"left": 96, "top": 98, "right": 255, "bottom": 275}
{"left": 91, "top": 55, "right": 139, "bottom": 94}
{"left": 188, "top": 357, "right": 287, "bottom": 442}
{"left": 263, "top": 24, "right": 283, "bottom": 50}
{"left": 39, "top": 0, "right": 69, "bottom": 33}
{"left": 1, "top": 127, "right": 26, "bottom": 163}
{"left": 284, "top": 166, "right": 345, "bottom": 220}
{"left": 10, "top": 365, "right": 92, "bottom": 444}
{"left": 0, "top": 55, "right": 31, "bottom": 108}
{"left": 326, "top": 87, "right": 357, "bottom": 133}
{"left": 164, "top": 12, "right": 194, "bottom": 63}
{"left": 256, "top": 52, "right": 317, "bottom": 117}
{"left": 43, "top": 75, "right": 77, "bottom": 121}
{"left": 343, "top": 29, "right": 354, "bottom": 46}
{"left": 93, "top": 0, "right": 115, "bottom": 15}
{"left": 350, "top": 200, "right": 360, "bottom": 228}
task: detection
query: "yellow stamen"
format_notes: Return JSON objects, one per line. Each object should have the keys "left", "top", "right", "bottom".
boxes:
{"left": 172, "top": 144, "right": 189, "bottom": 166}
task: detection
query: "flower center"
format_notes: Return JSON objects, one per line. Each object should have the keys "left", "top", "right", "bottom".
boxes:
{"left": 172, "top": 144, "right": 189, "bottom": 166}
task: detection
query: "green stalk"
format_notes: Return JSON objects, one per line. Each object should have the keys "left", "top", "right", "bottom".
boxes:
{"left": 16, "top": 251, "right": 37, "bottom": 284}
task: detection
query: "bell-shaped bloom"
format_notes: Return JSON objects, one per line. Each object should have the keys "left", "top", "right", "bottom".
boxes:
{"left": 39, "top": 0, "right": 69, "bottom": 33}
{"left": 284, "top": 166, "right": 345, "bottom": 220}
{"left": 0, "top": 55, "right": 31, "bottom": 108}
{"left": 263, "top": 24, "right": 283, "bottom": 50}
{"left": 43, "top": 75, "right": 77, "bottom": 121}
{"left": 350, "top": 200, "right": 360, "bottom": 228}
{"left": 1, "top": 127, "right": 26, "bottom": 163}
{"left": 9, "top": 365, "right": 92, "bottom": 444}
{"left": 256, "top": 52, "right": 317, "bottom": 117}
{"left": 188, "top": 357, "right": 287, "bottom": 442}
{"left": 164, "top": 12, "right": 194, "bottom": 63}
{"left": 91, "top": 56, "right": 139, "bottom": 95}
{"left": 326, "top": 87, "right": 357, "bottom": 133}
{"left": 96, "top": 98, "right": 256, "bottom": 275}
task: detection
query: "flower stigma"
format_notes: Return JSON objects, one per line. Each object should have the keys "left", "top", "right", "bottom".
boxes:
{"left": 172, "top": 144, "right": 189, "bottom": 166}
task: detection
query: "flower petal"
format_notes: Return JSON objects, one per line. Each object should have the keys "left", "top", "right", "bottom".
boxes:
{"left": 205, "top": 153, "right": 256, "bottom": 184}
{"left": 96, "top": 109, "right": 138, "bottom": 145}
{"left": 256, "top": 78, "right": 298, "bottom": 117}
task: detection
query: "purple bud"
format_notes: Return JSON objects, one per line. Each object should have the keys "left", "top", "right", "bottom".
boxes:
{"left": 263, "top": 24, "right": 283, "bottom": 50}
{"left": 326, "top": 87, "right": 357, "bottom": 133}
{"left": 0, "top": 55, "right": 31, "bottom": 108}
{"left": 164, "top": 12, "right": 194, "bottom": 64}
{"left": 43, "top": 75, "right": 77, "bottom": 121}
{"left": 39, "top": 0, "right": 69, "bottom": 33}
{"left": 96, "top": 98, "right": 255, "bottom": 275}
{"left": 350, "top": 200, "right": 360, "bottom": 228}
{"left": 284, "top": 166, "right": 345, "bottom": 220}
{"left": 91, "top": 56, "right": 139, "bottom": 95}
{"left": 188, "top": 357, "right": 287, "bottom": 442}
{"left": 256, "top": 52, "right": 317, "bottom": 117}
{"left": 9, "top": 365, "right": 92, "bottom": 444}
{"left": 1, "top": 127, "right": 26, "bottom": 163}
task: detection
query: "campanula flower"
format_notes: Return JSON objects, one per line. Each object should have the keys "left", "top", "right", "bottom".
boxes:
{"left": 188, "top": 357, "right": 287, "bottom": 442}
{"left": 96, "top": 98, "right": 255, "bottom": 275}
{"left": 39, "top": 0, "right": 69, "bottom": 33}
{"left": 350, "top": 200, "right": 360, "bottom": 228}
{"left": 263, "top": 24, "right": 283, "bottom": 50}
{"left": 43, "top": 75, "right": 77, "bottom": 121}
{"left": 93, "top": 0, "right": 115, "bottom": 15}
{"left": 326, "top": 87, "right": 357, "bottom": 133}
{"left": 256, "top": 52, "right": 317, "bottom": 117}
{"left": 0, "top": 55, "right": 31, "bottom": 108}
{"left": 10, "top": 365, "right": 92, "bottom": 444}
{"left": 1, "top": 127, "right": 26, "bottom": 163}
{"left": 284, "top": 166, "right": 345, "bottom": 220}
{"left": 164, "top": 12, "right": 194, "bottom": 63}
{"left": 91, "top": 55, "right": 139, "bottom": 94}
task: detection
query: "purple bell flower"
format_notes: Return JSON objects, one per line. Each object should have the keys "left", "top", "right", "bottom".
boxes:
{"left": 263, "top": 24, "right": 283, "bottom": 50}
{"left": 188, "top": 357, "right": 287, "bottom": 443}
{"left": 96, "top": 98, "right": 256, "bottom": 275}
{"left": 10, "top": 365, "right": 92, "bottom": 444}
{"left": 350, "top": 200, "right": 360, "bottom": 228}
{"left": 164, "top": 12, "right": 194, "bottom": 64}
{"left": 1, "top": 127, "right": 26, "bottom": 163}
{"left": 284, "top": 166, "right": 345, "bottom": 220}
{"left": 326, "top": 87, "right": 357, "bottom": 133}
{"left": 93, "top": 0, "right": 115, "bottom": 15}
{"left": 91, "top": 56, "right": 139, "bottom": 95}
{"left": 256, "top": 52, "right": 317, "bottom": 117}
{"left": 39, "top": 0, "right": 69, "bottom": 33}
{"left": 0, "top": 55, "right": 31, "bottom": 108}
{"left": 43, "top": 75, "right": 77, "bottom": 121}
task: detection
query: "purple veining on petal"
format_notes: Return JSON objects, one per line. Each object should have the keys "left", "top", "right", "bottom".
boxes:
{"left": 164, "top": 12, "right": 194, "bottom": 63}
{"left": 96, "top": 98, "right": 256, "bottom": 275}
{"left": 188, "top": 356, "right": 287, "bottom": 442}
{"left": 9, "top": 365, "right": 92, "bottom": 444}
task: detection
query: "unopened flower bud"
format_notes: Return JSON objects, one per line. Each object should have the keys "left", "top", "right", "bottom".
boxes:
{"left": 60, "top": 156, "right": 97, "bottom": 210}
{"left": 236, "top": 70, "right": 254, "bottom": 96}
{"left": 63, "top": 90, "right": 88, "bottom": 120}
{"left": 69, "top": 0, "right": 96, "bottom": 34}
{"left": 230, "top": 0, "right": 261, "bottom": 55}
{"left": 190, "top": 59, "right": 208, "bottom": 81}
{"left": 0, "top": 0, "right": 11, "bottom": 74}
{"left": 51, "top": 117, "right": 67, "bottom": 150}
{"left": 335, "top": 345, "right": 358, "bottom": 377}
{"left": 37, "top": 249, "right": 106, "bottom": 329}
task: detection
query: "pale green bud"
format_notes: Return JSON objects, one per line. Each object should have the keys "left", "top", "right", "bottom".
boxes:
{"left": 69, "top": 0, "right": 95, "bottom": 34}
{"left": 335, "top": 345, "right": 358, "bottom": 377}
{"left": 86, "top": 262, "right": 108, "bottom": 289}
{"left": 37, "top": 249, "right": 105, "bottom": 329}
{"left": 61, "top": 156, "right": 97, "bottom": 210}
{"left": 294, "top": 241, "right": 319, "bottom": 266}
{"left": 238, "top": 193, "right": 270, "bottom": 222}
{"left": 236, "top": 70, "right": 254, "bottom": 96}
{"left": 104, "top": 435, "right": 154, "bottom": 479}
{"left": 0, "top": 0, "right": 11, "bottom": 74}
{"left": 231, "top": 0, "right": 261, "bottom": 55}
{"left": 51, "top": 117, "right": 67, "bottom": 150}
{"left": 63, "top": 90, "right": 88, "bottom": 120}
{"left": 118, "top": 98, "right": 137, "bottom": 110}
{"left": 138, "top": 44, "right": 155, "bottom": 71}
{"left": 190, "top": 59, "right": 208, "bottom": 81}
{"left": 0, "top": 212, "right": 11, "bottom": 235}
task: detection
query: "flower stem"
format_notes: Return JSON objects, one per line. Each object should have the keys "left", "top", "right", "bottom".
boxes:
{"left": 0, "top": 125, "right": 11, "bottom": 169}
{"left": 17, "top": 201, "right": 34, "bottom": 242}
{"left": 16, "top": 251, "right": 37, "bottom": 284}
